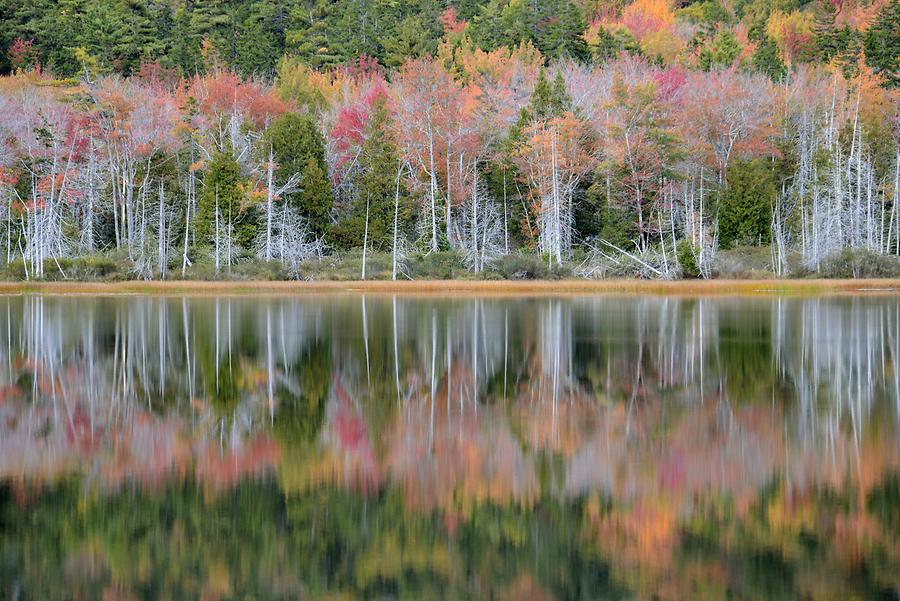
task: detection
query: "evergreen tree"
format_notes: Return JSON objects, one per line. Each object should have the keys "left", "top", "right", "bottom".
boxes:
{"left": 536, "top": 0, "right": 588, "bottom": 61}
{"left": 188, "top": 0, "right": 238, "bottom": 70}
{"left": 380, "top": 14, "right": 434, "bottom": 68}
{"left": 815, "top": 2, "right": 862, "bottom": 81}
{"left": 698, "top": 29, "right": 741, "bottom": 70}
{"left": 469, "top": 0, "right": 510, "bottom": 52}
{"left": 752, "top": 34, "right": 786, "bottom": 81}
{"left": 265, "top": 113, "right": 333, "bottom": 236}
{"left": 864, "top": 0, "right": 899, "bottom": 88}
{"left": 234, "top": 1, "right": 284, "bottom": 76}
{"left": 331, "top": 97, "right": 406, "bottom": 251}
{"left": 718, "top": 158, "right": 775, "bottom": 249}
{"left": 521, "top": 68, "right": 570, "bottom": 125}
{"left": 9, "top": 0, "right": 85, "bottom": 76}
{"left": 196, "top": 151, "right": 257, "bottom": 250}
{"left": 588, "top": 24, "right": 641, "bottom": 63}
{"left": 470, "top": 0, "right": 587, "bottom": 60}
{"left": 169, "top": 5, "right": 202, "bottom": 75}
{"left": 285, "top": 0, "right": 341, "bottom": 69}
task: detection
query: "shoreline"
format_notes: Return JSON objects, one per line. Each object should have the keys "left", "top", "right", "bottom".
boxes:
{"left": 3, "top": 278, "right": 900, "bottom": 297}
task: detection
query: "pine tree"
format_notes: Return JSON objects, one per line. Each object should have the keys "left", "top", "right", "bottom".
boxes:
{"left": 166, "top": 6, "right": 195, "bottom": 74}
{"left": 536, "top": 0, "right": 588, "bottom": 61}
{"left": 588, "top": 24, "right": 641, "bottom": 63}
{"left": 698, "top": 29, "right": 741, "bottom": 70}
{"left": 752, "top": 34, "right": 786, "bottom": 81}
{"left": 265, "top": 113, "right": 333, "bottom": 236}
{"left": 196, "top": 151, "right": 257, "bottom": 250}
{"left": 864, "top": 0, "right": 899, "bottom": 88}
{"left": 331, "top": 97, "right": 406, "bottom": 251}
{"left": 718, "top": 158, "right": 775, "bottom": 249}
{"left": 286, "top": 0, "right": 341, "bottom": 68}
{"left": 234, "top": 1, "right": 283, "bottom": 76}
{"left": 519, "top": 68, "right": 570, "bottom": 126}
{"left": 188, "top": 0, "right": 237, "bottom": 70}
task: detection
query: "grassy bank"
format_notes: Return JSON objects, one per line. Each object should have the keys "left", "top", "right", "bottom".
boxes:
{"left": 3, "top": 278, "right": 900, "bottom": 297}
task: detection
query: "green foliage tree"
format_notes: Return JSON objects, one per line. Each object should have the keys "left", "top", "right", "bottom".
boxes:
{"left": 233, "top": 1, "right": 285, "bottom": 76}
{"left": 470, "top": 0, "right": 588, "bottom": 60}
{"left": 864, "top": 0, "right": 899, "bottom": 88}
{"left": 331, "top": 97, "right": 408, "bottom": 251}
{"left": 718, "top": 158, "right": 775, "bottom": 249}
{"left": 285, "top": 0, "right": 442, "bottom": 69}
{"left": 265, "top": 112, "right": 333, "bottom": 236}
{"left": 587, "top": 24, "right": 641, "bottom": 63}
{"left": 752, "top": 34, "right": 786, "bottom": 81}
{"left": 196, "top": 150, "right": 257, "bottom": 250}
{"left": 515, "top": 68, "right": 570, "bottom": 131}
{"left": 698, "top": 29, "right": 741, "bottom": 70}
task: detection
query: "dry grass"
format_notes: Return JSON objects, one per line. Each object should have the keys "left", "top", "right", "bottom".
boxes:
{"left": 2, "top": 279, "right": 900, "bottom": 298}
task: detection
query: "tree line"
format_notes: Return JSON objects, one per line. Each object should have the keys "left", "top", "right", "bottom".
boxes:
{"left": 0, "top": 0, "right": 897, "bottom": 279}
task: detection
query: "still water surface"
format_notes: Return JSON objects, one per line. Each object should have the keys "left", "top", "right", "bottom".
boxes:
{"left": 0, "top": 294, "right": 898, "bottom": 600}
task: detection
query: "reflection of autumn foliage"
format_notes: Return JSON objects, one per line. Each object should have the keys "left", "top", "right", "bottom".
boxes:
{"left": 324, "top": 377, "right": 382, "bottom": 491}
{"left": 386, "top": 373, "right": 539, "bottom": 517}
{"left": 3, "top": 295, "right": 900, "bottom": 599}
{"left": 194, "top": 437, "right": 280, "bottom": 491}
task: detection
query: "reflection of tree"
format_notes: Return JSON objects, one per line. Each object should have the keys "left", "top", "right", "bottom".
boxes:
{"left": 1, "top": 294, "right": 900, "bottom": 599}
{"left": 273, "top": 342, "right": 331, "bottom": 447}
{"left": 717, "top": 302, "right": 775, "bottom": 404}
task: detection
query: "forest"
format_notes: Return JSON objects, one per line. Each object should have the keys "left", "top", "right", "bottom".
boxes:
{"left": 0, "top": 0, "right": 898, "bottom": 280}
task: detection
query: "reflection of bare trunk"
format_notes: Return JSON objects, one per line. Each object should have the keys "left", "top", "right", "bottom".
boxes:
{"left": 393, "top": 296, "right": 400, "bottom": 406}
{"left": 266, "top": 306, "right": 274, "bottom": 424}
{"left": 362, "top": 296, "right": 370, "bottom": 386}
{"left": 2, "top": 295, "right": 900, "bottom": 495}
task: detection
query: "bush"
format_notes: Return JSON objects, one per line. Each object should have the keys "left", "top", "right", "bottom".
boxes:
{"left": 714, "top": 245, "right": 777, "bottom": 279}
{"left": 485, "top": 253, "right": 561, "bottom": 280}
{"left": 178, "top": 257, "right": 290, "bottom": 281}
{"left": 299, "top": 250, "right": 394, "bottom": 280}
{"left": 1, "top": 255, "right": 125, "bottom": 281}
{"left": 677, "top": 239, "right": 701, "bottom": 278}
{"left": 405, "top": 251, "right": 465, "bottom": 280}
{"left": 817, "top": 248, "right": 900, "bottom": 279}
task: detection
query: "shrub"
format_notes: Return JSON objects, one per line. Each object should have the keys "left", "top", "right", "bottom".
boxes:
{"left": 677, "top": 239, "right": 701, "bottom": 278}
{"left": 406, "top": 251, "right": 465, "bottom": 280}
{"left": 179, "top": 257, "right": 289, "bottom": 281}
{"left": 299, "top": 250, "right": 394, "bottom": 280}
{"left": 486, "top": 253, "right": 560, "bottom": 280}
{"left": 713, "top": 245, "right": 777, "bottom": 279}
{"left": 817, "top": 248, "right": 900, "bottom": 279}
{"left": 1, "top": 255, "right": 125, "bottom": 281}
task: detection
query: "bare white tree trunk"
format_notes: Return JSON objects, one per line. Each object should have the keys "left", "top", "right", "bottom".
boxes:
{"left": 392, "top": 163, "right": 404, "bottom": 281}
{"left": 158, "top": 182, "right": 166, "bottom": 279}
{"left": 265, "top": 146, "right": 274, "bottom": 261}
{"left": 362, "top": 195, "right": 370, "bottom": 281}
{"left": 214, "top": 185, "right": 220, "bottom": 274}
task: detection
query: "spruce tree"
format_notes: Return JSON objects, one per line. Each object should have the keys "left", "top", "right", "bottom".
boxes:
{"left": 196, "top": 151, "right": 257, "bottom": 250}
{"left": 698, "top": 29, "right": 741, "bottom": 70}
{"left": 864, "top": 0, "right": 899, "bottom": 88}
{"left": 234, "top": 1, "right": 283, "bottom": 76}
{"left": 752, "top": 35, "right": 786, "bottom": 81}
{"left": 265, "top": 113, "right": 334, "bottom": 237}
{"left": 331, "top": 97, "right": 406, "bottom": 251}
{"left": 719, "top": 158, "right": 775, "bottom": 249}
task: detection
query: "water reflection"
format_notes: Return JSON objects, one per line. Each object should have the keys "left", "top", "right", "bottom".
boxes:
{"left": 1, "top": 294, "right": 898, "bottom": 599}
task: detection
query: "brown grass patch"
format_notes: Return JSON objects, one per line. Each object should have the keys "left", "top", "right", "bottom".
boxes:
{"left": 2, "top": 279, "right": 900, "bottom": 298}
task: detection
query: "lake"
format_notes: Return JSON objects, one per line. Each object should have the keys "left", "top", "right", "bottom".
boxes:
{"left": 0, "top": 293, "right": 898, "bottom": 600}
